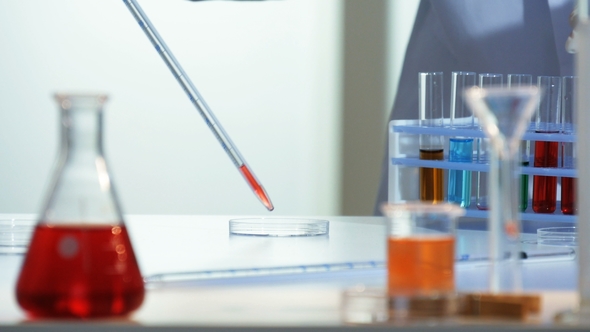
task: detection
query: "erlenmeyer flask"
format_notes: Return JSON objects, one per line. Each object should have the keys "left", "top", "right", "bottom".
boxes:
{"left": 16, "top": 94, "right": 144, "bottom": 318}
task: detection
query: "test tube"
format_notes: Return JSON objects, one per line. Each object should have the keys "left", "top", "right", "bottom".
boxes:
{"left": 508, "top": 74, "right": 533, "bottom": 212}
{"left": 561, "top": 76, "right": 577, "bottom": 215}
{"left": 476, "top": 73, "right": 503, "bottom": 210}
{"left": 419, "top": 72, "right": 444, "bottom": 202}
{"left": 448, "top": 71, "right": 476, "bottom": 208}
{"left": 532, "top": 76, "right": 561, "bottom": 214}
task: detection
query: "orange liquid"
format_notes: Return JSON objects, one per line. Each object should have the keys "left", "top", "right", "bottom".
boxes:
{"left": 419, "top": 149, "right": 444, "bottom": 202}
{"left": 387, "top": 236, "right": 454, "bottom": 296}
{"left": 16, "top": 224, "right": 144, "bottom": 318}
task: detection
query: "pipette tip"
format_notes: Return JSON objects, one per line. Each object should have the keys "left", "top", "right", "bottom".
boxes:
{"left": 239, "top": 164, "right": 274, "bottom": 211}
{"left": 259, "top": 188, "right": 274, "bottom": 211}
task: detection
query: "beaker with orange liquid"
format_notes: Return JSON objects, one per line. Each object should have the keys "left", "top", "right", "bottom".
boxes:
{"left": 382, "top": 202, "right": 464, "bottom": 318}
{"left": 16, "top": 94, "right": 144, "bottom": 318}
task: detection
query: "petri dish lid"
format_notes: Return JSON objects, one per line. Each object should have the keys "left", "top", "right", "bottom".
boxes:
{"left": 537, "top": 226, "right": 576, "bottom": 247}
{"left": 229, "top": 218, "right": 329, "bottom": 237}
{"left": 0, "top": 219, "right": 36, "bottom": 254}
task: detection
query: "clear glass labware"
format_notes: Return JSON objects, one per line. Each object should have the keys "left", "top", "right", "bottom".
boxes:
{"left": 533, "top": 76, "right": 561, "bottom": 214}
{"left": 382, "top": 202, "right": 465, "bottom": 319}
{"left": 464, "top": 86, "right": 540, "bottom": 293}
{"left": 561, "top": 76, "right": 577, "bottom": 215}
{"left": 475, "top": 73, "right": 503, "bottom": 211}
{"left": 16, "top": 94, "right": 144, "bottom": 318}
{"left": 448, "top": 71, "right": 476, "bottom": 208}
{"left": 418, "top": 72, "right": 444, "bottom": 203}
{"left": 507, "top": 74, "right": 533, "bottom": 212}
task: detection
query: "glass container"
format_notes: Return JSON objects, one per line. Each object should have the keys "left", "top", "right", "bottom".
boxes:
{"left": 464, "top": 86, "right": 540, "bottom": 293}
{"left": 448, "top": 71, "right": 476, "bottom": 208}
{"left": 15, "top": 94, "right": 144, "bottom": 318}
{"left": 532, "top": 76, "right": 561, "bottom": 214}
{"left": 508, "top": 74, "right": 533, "bottom": 212}
{"left": 561, "top": 76, "right": 577, "bottom": 215}
{"left": 418, "top": 72, "right": 444, "bottom": 203}
{"left": 382, "top": 202, "right": 465, "bottom": 319}
{"left": 476, "top": 73, "right": 503, "bottom": 210}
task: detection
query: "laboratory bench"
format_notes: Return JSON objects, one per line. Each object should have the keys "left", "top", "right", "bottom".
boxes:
{"left": 0, "top": 214, "right": 583, "bottom": 331}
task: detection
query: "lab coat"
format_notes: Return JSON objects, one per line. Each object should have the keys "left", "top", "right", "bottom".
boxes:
{"left": 374, "top": 0, "right": 574, "bottom": 215}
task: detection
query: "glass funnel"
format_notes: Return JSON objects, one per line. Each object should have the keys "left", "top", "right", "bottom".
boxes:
{"left": 464, "top": 86, "right": 540, "bottom": 293}
{"left": 15, "top": 94, "right": 144, "bottom": 318}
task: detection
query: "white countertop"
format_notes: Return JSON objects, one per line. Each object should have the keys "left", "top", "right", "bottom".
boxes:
{"left": 0, "top": 214, "right": 581, "bottom": 330}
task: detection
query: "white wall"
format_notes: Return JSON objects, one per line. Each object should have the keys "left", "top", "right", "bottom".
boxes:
{"left": 0, "top": 0, "right": 342, "bottom": 216}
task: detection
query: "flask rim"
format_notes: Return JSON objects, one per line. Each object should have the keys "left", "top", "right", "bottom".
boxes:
{"left": 54, "top": 93, "right": 108, "bottom": 110}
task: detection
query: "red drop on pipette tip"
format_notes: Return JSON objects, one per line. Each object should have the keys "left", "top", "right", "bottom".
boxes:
{"left": 239, "top": 164, "right": 274, "bottom": 211}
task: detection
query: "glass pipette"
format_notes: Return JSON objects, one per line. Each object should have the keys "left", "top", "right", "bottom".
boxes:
{"left": 123, "top": 0, "right": 274, "bottom": 211}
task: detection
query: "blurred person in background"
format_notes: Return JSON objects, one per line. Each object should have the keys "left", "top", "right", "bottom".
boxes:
{"left": 374, "top": 0, "right": 574, "bottom": 214}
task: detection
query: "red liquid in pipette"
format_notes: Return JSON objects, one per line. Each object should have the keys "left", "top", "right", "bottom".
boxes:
{"left": 240, "top": 164, "right": 274, "bottom": 211}
{"left": 16, "top": 224, "right": 144, "bottom": 318}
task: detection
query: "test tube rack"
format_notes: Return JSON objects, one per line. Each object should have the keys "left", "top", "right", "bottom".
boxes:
{"left": 387, "top": 119, "right": 576, "bottom": 224}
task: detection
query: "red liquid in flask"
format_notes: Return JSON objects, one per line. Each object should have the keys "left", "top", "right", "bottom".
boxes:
{"left": 16, "top": 224, "right": 145, "bottom": 318}
{"left": 532, "top": 137, "right": 558, "bottom": 213}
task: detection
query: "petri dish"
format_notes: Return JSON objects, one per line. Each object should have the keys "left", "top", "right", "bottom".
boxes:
{"left": 229, "top": 218, "right": 329, "bottom": 237}
{"left": 537, "top": 226, "right": 576, "bottom": 247}
{"left": 0, "top": 219, "right": 36, "bottom": 254}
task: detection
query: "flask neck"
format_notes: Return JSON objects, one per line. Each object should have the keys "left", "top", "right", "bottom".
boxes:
{"left": 62, "top": 109, "right": 103, "bottom": 157}
{"left": 44, "top": 93, "right": 122, "bottom": 224}
{"left": 56, "top": 94, "right": 107, "bottom": 159}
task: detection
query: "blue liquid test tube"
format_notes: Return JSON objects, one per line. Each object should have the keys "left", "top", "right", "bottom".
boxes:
{"left": 448, "top": 72, "right": 476, "bottom": 208}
